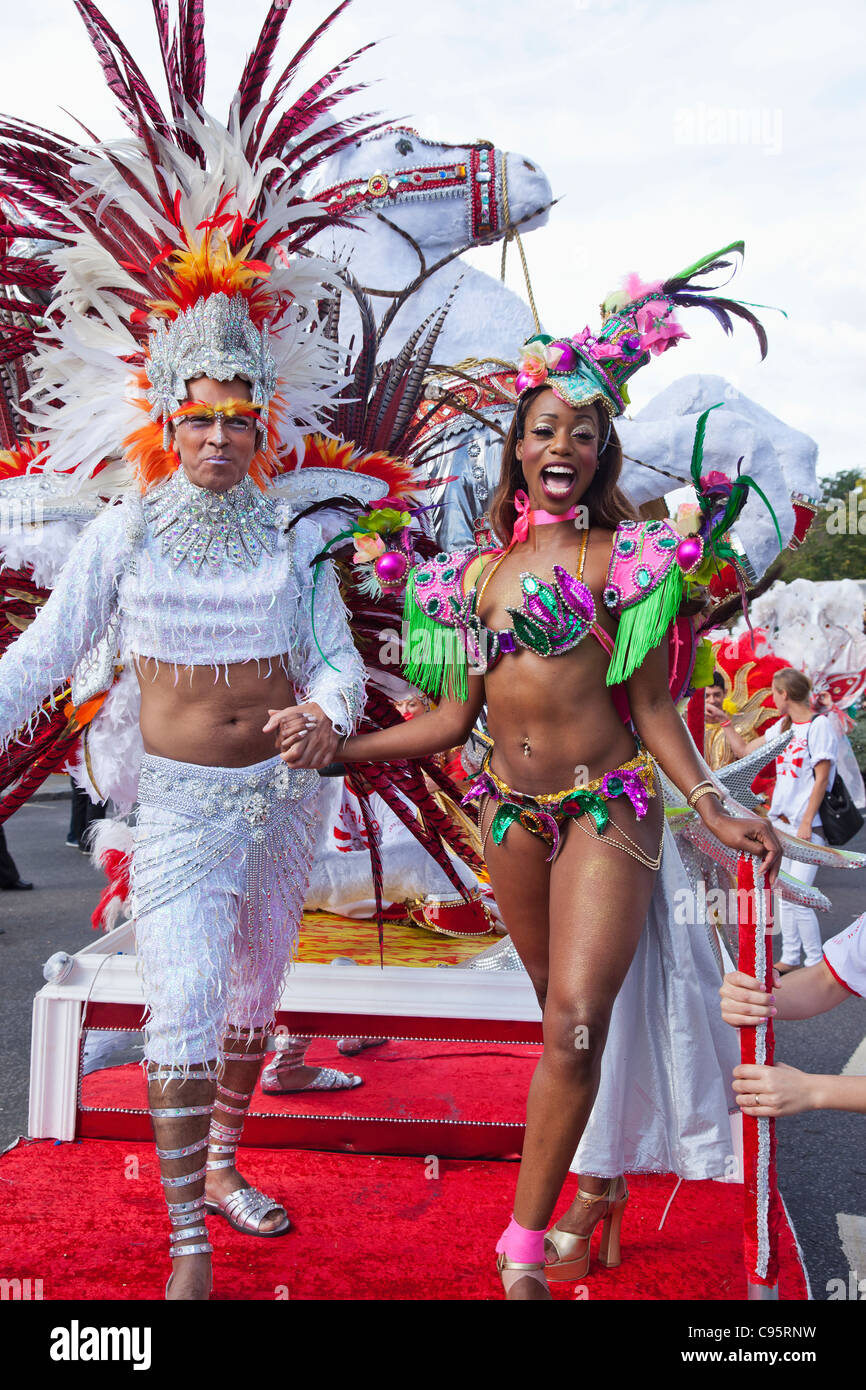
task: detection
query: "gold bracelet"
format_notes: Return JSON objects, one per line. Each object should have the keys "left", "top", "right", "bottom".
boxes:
{"left": 686, "top": 780, "right": 717, "bottom": 809}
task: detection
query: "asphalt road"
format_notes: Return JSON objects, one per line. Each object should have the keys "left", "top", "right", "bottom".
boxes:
{"left": 1, "top": 794, "right": 864, "bottom": 1299}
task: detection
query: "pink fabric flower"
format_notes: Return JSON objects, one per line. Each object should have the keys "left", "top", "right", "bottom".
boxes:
{"left": 571, "top": 326, "right": 597, "bottom": 351}
{"left": 352, "top": 532, "right": 386, "bottom": 564}
{"left": 634, "top": 300, "right": 689, "bottom": 355}
{"left": 700, "top": 470, "right": 731, "bottom": 490}
{"left": 517, "top": 343, "right": 549, "bottom": 387}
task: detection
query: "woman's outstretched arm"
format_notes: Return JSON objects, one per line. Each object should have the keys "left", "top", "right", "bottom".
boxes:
{"left": 626, "top": 637, "right": 783, "bottom": 885}
{"left": 277, "top": 674, "right": 486, "bottom": 767}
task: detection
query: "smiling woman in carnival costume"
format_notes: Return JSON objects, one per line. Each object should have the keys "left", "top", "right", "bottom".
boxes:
{"left": 283, "top": 245, "right": 784, "bottom": 1298}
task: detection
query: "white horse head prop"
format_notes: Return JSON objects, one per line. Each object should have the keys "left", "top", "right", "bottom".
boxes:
{"left": 310, "top": 126, "right": 552, "bottom": 361}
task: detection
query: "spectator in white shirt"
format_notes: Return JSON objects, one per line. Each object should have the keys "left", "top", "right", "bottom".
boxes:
{"left": 723, "top": 667, "right": 838, "bottom": 971}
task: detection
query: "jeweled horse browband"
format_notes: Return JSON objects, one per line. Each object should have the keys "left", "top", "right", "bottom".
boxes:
{"left": 317, "top": 142, "right": 501, "bottom": 242}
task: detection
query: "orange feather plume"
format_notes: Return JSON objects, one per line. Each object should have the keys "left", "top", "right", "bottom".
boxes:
{"left": 0, "top": 439, "right": 47, "bottom": 479}
{"left": 147, "top": 229, "right": 284, "bottom": 328}
{"left": 285, "top": 434, "right": 416, "bottom": 498}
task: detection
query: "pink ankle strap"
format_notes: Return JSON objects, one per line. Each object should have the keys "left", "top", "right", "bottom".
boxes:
{"left": 496, "top": 1215, "right": 547, "bottom": 1264}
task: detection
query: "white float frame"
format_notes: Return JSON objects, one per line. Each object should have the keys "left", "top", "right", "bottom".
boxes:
{"left": 29, "top": 918, "right": 541, "bottom": 1141}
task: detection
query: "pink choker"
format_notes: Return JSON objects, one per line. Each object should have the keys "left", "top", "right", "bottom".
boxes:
{"left": 512, "top": 489, "right": 580, "bottom": 543}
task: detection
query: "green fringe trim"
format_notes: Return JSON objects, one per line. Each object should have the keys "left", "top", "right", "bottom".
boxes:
{"left": 402, "top": 570, "right": 469, "bottom": 702}
{"left": 605, "top": 562, "right": 683, "bottom": 687}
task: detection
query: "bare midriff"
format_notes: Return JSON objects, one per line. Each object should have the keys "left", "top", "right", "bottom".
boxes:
{"left": 473, "top": 532, "right": 661, "bottom": 854}
{"left": 483, "top": 636, "right": 635, "bottom": 792}
{"left": 134, "top": 655, "right": 296, "bottom": 768}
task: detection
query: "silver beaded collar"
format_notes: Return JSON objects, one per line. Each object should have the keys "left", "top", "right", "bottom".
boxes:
{"left": 143, "top": 467, "right": 279, "bottom": 573}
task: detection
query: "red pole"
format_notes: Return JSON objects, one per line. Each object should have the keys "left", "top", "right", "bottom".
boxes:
{"left": 737, "top": 853, "right": 782, "bottom": 1297}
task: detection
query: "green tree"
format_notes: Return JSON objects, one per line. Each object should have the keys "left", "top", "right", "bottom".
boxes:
{"left": 781, "top": 469, "right": 866, "bottom": 582}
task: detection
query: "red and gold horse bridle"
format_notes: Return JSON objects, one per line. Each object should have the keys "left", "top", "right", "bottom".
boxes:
{"left": 316, "top": 129, "right": 503, "bottom": 243}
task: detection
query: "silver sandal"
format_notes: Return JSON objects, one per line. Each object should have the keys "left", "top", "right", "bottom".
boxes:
{"left": 204, "top": 1084, "right": 290, "bottom": 1236}
{"left": 150, "top": 1096, "right": 214, "bottom": 1298}
{"left": 261, "top": 1038, "right": 362, "bottom": 1093}
{"left": 261, "top": 1060, "right": 362, "bottom": 1093}
{"left": 204, "top": 1183, "right": 291, "bottom": 1237}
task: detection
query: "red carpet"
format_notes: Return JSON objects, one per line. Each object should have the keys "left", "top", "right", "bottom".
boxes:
{"left": 0, "top": 1137, "right": 808, "bottom": 1300}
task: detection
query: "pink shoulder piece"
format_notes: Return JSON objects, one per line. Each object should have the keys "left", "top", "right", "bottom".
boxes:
{"left": 603, "top": 518, "right": 690, "bottom": 617}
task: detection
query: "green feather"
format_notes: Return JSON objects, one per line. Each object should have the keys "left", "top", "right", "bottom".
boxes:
{"left": 606, "top": 562, "right": 683, "bottom": 687}
{"left": 669, "top": 240, "right": 745, "bottom": 284}
{"left": 689, "top": 402, "right": 723, "bottom": 490}
{"left": 402, "top": 571, "right": 468, "bottom": 701}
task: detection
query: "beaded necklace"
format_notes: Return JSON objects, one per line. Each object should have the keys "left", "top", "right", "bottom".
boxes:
{"left": 143, "top": 467, "right": 278, "bottom": 574}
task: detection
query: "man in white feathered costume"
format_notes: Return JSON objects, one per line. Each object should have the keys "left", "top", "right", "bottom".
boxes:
{"left": 0, "top": 2, "right": 395, "bottom": 1301}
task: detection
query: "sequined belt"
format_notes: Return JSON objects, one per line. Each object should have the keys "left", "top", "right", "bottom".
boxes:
{"left": 461, "top": 746, "right": 656, "bottom": 863}
{"left": 137, "top": 753, "right": 320, "bottom": 841}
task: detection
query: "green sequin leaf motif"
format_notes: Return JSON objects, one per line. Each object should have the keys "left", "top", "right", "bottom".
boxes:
{"left": 505, "top": 569, "right": 595, "bottom": 658}
{"left": 561, "top": 790, "right": 610, "bottom": 833}
{"left": 505, "top": 567, "right": 600, "bottom": 658}
{"left": 490, "top": 802, "right": 524, "bottom": 844}
{"left": 508, "top": 609, "right": 553, "bottom": 656}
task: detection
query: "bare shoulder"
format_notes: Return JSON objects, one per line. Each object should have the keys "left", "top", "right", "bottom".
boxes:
{"left": 589, "top": 526, "right": 617, "bottom": 551}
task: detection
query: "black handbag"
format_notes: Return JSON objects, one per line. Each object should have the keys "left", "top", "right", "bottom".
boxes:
{"left": 808, "top": 718, "right": 864, "bottom": 846}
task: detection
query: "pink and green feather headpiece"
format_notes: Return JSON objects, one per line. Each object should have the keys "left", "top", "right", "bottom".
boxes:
{"left": 515, "top": 241, "right": 768, "bottom": 418}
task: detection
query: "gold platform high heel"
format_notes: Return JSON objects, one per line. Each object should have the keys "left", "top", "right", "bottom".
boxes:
{"left": 545, "top": 1177, "right": 628, "bottom": 1282}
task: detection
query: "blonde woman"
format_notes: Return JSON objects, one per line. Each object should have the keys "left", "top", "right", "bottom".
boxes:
{"left": 724, "top": 668, "right": 838, "bottom": 970}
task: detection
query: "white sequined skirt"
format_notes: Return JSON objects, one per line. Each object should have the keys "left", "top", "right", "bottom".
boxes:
{"left": 132, "top": 752, "right": 321, "bottom": 1071}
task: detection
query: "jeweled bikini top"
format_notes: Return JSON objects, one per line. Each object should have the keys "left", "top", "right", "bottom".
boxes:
{"left": 403, "top": 516, "right": 701, "bottom": 702}
{"left": 469, "top": 528, "right": 614, "bottom": 666}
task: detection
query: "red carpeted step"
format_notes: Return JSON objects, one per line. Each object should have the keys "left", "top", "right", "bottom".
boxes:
{"left": 79, "top": 1040, "right": 541, "bottom": 1157}
{"left": 0, "top": 1138, "right": 808, "bottom": 1301}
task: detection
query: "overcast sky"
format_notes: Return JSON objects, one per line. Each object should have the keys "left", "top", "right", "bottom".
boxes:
{"left": 3, "top": 0, "right": 864, "bottom": 479}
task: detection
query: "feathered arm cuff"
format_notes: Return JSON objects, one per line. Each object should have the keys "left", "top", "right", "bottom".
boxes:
{"left": 0, "top": 506, "right": 128, "bottom": 752}
{"left": 291, "top": 519, "right": 366, "bottom": 738}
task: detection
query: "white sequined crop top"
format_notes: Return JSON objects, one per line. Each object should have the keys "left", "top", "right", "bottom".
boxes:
{"left": 0, "top": 470, "right": 366, "bottom": 746}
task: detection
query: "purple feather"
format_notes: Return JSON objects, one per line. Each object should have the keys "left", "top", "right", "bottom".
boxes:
{"left": 150, "top": 0, "right": 180, "bottom": 112}
{"left": 74, "top": 1, "right": 168, "bottom": 136}
{"left": 251, "top": 0, "right": 354, "bottom": 153}
{"left": 277, "top": 114, "right": 387, "bottom": 195}
{"left": 181, "top": 0, "right": 206, "bottom": 108}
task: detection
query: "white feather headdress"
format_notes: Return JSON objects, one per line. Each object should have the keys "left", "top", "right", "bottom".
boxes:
{"left": 0, "top": 0, "right": 383, "bottom": 490}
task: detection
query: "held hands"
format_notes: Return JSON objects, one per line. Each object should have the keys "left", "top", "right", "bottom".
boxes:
{"left": 262, "top": 702, "right": 339, "bottom": 770}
